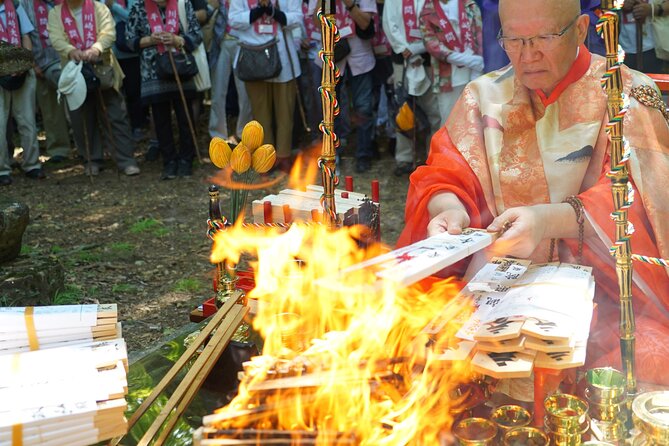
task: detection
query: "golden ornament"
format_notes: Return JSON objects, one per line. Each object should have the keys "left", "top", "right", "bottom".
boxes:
{"left": 241, "top": 120, "right": 264, "bottom": 151}
{"left": 252, "top": 144, "right": 276, "bottom": 173}
{"left": 230, "top": 143, "right": 252, "bottom": 173}
{"left": 209, "top": 137, "right": 232, "bottom": 168}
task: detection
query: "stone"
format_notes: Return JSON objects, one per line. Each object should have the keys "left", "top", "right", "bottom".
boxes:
{"left": 0, "top": 257, "right": 65, "bottom": 306}
{"left": 0, "top": 200, "right": 29, "bottom": 264}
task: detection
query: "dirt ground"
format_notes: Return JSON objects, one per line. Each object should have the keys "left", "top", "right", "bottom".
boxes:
{"left": 4, "top": 113, "right": 413, "bottom": 356}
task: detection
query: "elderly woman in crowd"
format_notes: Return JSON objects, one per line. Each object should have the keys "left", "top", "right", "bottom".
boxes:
{"left": 125, "top": 0, "right": 202, "bottom": 179}
{"left": 47, "top": 0, "right": 140, "bottom": 176}
{"left": 228, "top": 0, "right": 301, "bottom": 173}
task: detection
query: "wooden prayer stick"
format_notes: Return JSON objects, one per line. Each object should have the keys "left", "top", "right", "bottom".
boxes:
{"left": 109, "top": 292, "right": 243, "bottom": 446}
{"left": 139, "top": 303, "right": 248, "bottom": 446}
{"left": 152, "top": 305, "right": 248, "bottom": 446}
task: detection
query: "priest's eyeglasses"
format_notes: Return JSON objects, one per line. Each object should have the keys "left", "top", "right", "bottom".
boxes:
{"left": 497, "top": 15, "right": 579, "bottom": 53}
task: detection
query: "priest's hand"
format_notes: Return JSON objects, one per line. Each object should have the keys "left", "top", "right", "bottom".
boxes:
{"left": 427, "top": 192, "right": 470, "bottom": 237}
{"left": 427, "top": 209, "right": 470, "bottom": 237}
{"left": 487, "top": 206, "right": 546, "bottom": 258}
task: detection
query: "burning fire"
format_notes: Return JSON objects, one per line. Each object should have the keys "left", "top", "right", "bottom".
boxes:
{"left": 208, "top": 222, "right": 477, "bottom": 444}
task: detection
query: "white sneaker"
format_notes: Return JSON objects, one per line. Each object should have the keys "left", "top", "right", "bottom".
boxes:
{"left": 123, "top": 165, "right": 141, "bottom": 176}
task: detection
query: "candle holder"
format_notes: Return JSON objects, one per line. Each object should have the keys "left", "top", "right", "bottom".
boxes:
{"left": 491, "top": 405, "right": 532, "bottom": 439}
{"left": 503, "top": 426, "right": 549, "bottom": 446}
{"left": 632, "top": 391, "right": 669, "bottom": 445}
{"left": 544, "top": 393, "right": 589, "bottom": 445}
{"left": 453, "top": 417, "right": 497, "bottom": 445}
{"left": 584, "top": 368, "right": 627, "bottom": 443}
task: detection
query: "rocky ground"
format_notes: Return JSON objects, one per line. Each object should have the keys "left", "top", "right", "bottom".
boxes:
{"left": 2, "top": 113, "right": 416, "bottom": 356}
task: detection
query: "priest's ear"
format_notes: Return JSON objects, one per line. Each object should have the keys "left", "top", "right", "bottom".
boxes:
{"left": 575, "top": 13, "right": 590, "bottom": 46}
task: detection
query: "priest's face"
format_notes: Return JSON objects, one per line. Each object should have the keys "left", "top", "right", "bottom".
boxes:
{"left": 499, "top": 0, "right": 589, "bottom": 95}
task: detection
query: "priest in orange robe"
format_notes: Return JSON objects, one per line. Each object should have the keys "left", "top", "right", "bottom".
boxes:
{"left": 399, "top": 0, "right": 669, "bottom": 385}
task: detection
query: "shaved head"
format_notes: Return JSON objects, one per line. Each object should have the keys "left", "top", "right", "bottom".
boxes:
{"left": 499, "top": 0, "right": 581, "bottom": 30}
{"left": 497, "top": 0, "right": 589, "bottom": 95}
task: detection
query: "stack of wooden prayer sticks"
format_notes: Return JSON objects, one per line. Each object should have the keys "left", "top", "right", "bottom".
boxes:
{"left": 0, "top": 304, "right": 128, "bottom": 446}
{"left": 0, "top": 304, "right": 120, "bottom": 354}
{"left": 110, "top": 291, "right": 248, "bottom": 446}
{"left": 253, "top": 185, "right": 376, "bottom": 226}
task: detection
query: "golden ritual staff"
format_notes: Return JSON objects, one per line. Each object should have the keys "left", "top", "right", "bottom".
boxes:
{"left": 597, "top": 0, "right": 636, "bottom": 399}
{"left": 317, "top": 0, "right": 341, "bottom": 229}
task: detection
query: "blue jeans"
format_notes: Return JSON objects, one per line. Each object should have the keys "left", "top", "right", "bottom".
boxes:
{"left": 346, "top": 69, "right": 374, "bottom": 160}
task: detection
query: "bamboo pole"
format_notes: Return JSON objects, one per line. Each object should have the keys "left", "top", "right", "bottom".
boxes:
{"left": 319, "top": 0, "right": 339, "bottom": 229}
{"left": 599, "top": 0, "right": 636, "bottom": 400}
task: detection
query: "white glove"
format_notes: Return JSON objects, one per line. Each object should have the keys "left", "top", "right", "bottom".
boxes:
{"left": 446, "top": 51, "right": 484, "bottom": 72}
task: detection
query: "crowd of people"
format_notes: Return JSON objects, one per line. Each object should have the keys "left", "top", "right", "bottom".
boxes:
{"left": 1, "top": 0, "right": 668, "bottom": 186}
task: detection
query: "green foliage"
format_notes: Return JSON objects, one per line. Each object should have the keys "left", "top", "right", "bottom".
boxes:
{"left": 20, "top": 245, "right": 36, "bottom": 255}
{"left": 50, "top": 245, "right": 63, "bottom": 254}
{"left": 53, "top": 284, "right": 84, "bottom": 304}
{"left": 110, "top": 242, "right": 134, "bottom": 252}
{"left": 130, "top": 218, "right": 168, "bottom": 236}
{"left": 77, "top": 250, "right": 102, "bottom": 263}
{"left": 173, "top": 278, "right": 203, "bottom": 294}
{"left": 111, "top": 283, "right": 138, "bottom": 294}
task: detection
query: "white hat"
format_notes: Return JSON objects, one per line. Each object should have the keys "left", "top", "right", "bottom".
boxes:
{"left": 58, "top": 61, "right": 87, "bottom": 111}
{"left": 405, "top": 55, "right": 430, "bottom": 97}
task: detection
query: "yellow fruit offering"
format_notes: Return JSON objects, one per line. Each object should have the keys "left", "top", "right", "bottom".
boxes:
{"left": 241, "top": 120, "right": 264, "bottom": 151}
{"left": 252, "top": 144, "right": 276, "bottom": 173}
{"left": 230, "top": 143, "right": 252, "bottom": 173}
{"left": 209, "top": 137, "right": 232, "bottom": 168}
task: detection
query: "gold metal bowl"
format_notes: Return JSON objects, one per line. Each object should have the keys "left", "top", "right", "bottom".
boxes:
{"left": 453, "top": 417, "right": 498, "bottom": 445}
{"left": 503, "top": 426, "right": 549, "bottom": 446}
{"left": 632, "top": 391, "right": 669, "bottom": 444}
{"left": 545, "top": 393, "right": 589, "bottom": 429}
{"left": 585, "top": 368, "right": 626, "bottom": 405}
{"left": 491, "top": 405, "right": 532, "bottom": 435}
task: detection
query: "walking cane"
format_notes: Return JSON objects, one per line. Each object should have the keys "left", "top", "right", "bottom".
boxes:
{"left": 80, "top": 108, "right": 94, "bottom": 184}
{"left": 635, "top": 19, "right": 644, "bottom": 71}
{"left": 95, "top": 87, "right": 121, "bottom": 178}
{"left": 167, "top": 49, "right": 204, "bottom": 164}
{"left": 279, "top": 0, "right": 311, "bottom": 133}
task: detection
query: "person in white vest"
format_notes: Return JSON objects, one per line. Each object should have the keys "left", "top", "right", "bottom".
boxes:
{"left": 382, "top": 0, "right": 441, "bottom": 176}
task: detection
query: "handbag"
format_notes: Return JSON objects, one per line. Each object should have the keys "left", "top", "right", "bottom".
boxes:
{"left": 0, "top": 71, "right": 27, "bottom": 91}
{"left": 235, "top": 38, "right": 282, "bottom": 81}
{"left": 334, "top": 37, "right": 351, "bottom": 63}
{"left": 155, "top": 50, "right": 199, "bottom": 81}
{"left": 178, "top": 0, "right": 211, "bottom": 91}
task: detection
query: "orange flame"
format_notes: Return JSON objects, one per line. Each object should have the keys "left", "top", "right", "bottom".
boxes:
{"left": 210, "top": 166, "right": 285, "bottom": 191}
{"left": 288, "top": 146, "right": 321, "bottom": 191}
{"left": 208, "top": 223, "right": 477, "bottom": 444}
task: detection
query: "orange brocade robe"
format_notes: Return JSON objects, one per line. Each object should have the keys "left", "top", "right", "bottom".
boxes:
{"left": 398, "top": 46, "right": 669, "bottom": 385}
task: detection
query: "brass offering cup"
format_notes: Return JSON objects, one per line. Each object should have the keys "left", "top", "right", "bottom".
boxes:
{"left": 503, "top": 426, "right": 549, "bottom": 446}
{"left": 585, "top": 368, "right": 626, "bottom": 406}
{"left": 453, "top": 417, "right": 498, "bottom": 446}
{"left": 545, "top": 393, "right": 589, "bottom": 430}
{"left": 632, "top": 391, "right": 669, "bottom": 445}
{"left": 491, "top": 405, "right": 532, "bottom": 436}
{"left": 545, "top": 393, "right": 589, "bottom": 446}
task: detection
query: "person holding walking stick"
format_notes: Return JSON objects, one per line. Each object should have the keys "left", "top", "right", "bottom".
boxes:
{"left": 47, "top": 0, "right": 141, "bottom": 176}
{"left": 125, "top": 0, "right": 202, "bottom": 179}
{"left": 620, "top": 0, "right": 664, "bottom": 73}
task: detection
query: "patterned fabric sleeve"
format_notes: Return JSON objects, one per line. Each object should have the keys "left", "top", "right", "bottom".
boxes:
{"left": 418, "top": 1, "right": 451, "bottom": 63}
{"left": 181, "top": 0, "right": 203, "bottom": 50}
{"left": 124, "top": 0, "right": 146, "bottom": 52}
